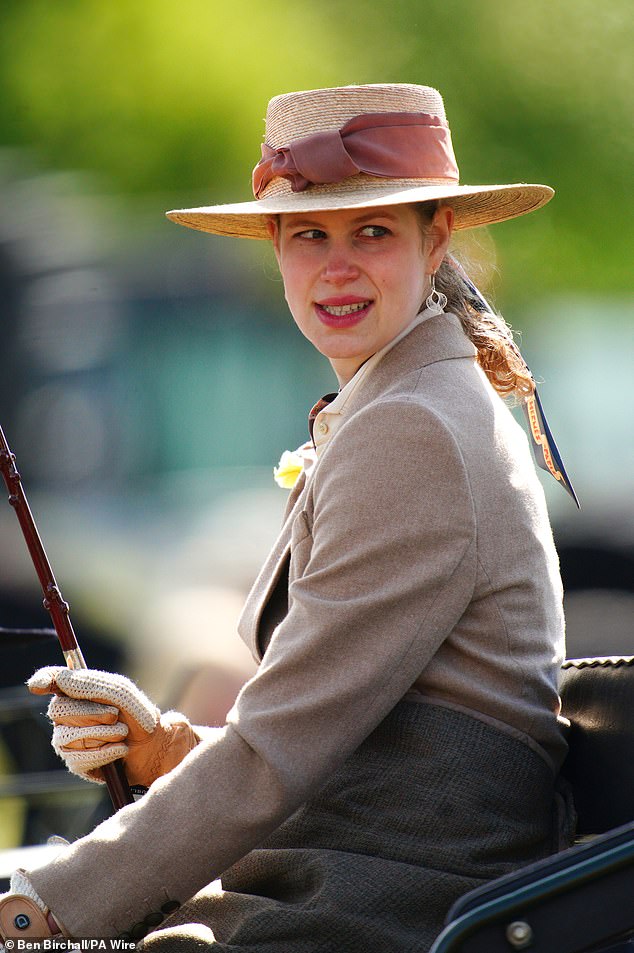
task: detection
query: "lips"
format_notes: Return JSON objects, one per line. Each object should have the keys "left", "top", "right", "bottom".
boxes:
{"left": 315, "top": 297, "right": 373, "bottom": 328}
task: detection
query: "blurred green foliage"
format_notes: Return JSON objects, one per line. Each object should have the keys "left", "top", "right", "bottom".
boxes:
{"left": 0, "top": 0, "right": 632, "bottom": 305}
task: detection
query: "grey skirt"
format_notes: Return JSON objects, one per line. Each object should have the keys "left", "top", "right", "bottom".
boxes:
{"left": 140, "top": 700, "right": 572, "bottom": 952}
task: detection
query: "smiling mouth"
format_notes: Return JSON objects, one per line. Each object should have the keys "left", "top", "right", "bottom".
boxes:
{"left": 319, "top": 301, "right": 372, "bottom": 316}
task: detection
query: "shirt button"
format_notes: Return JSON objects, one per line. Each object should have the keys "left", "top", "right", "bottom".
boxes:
{"left": 316, "top": 421, "right": 329, "bottom": 436}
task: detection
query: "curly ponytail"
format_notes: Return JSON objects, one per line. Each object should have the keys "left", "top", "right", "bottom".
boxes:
{"left": 434, "top": 259, "right": 534, "bottom": 399}
{"left": 416, "top": 202, "right": 534, "bottom": 401}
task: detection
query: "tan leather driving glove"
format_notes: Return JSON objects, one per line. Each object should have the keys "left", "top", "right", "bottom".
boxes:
{"left": 28, "top": 666, "right": 200, "bottom": 787}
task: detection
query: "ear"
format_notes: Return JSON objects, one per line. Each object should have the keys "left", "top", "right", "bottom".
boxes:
{"left": 426, "top": 205, "right": 454, "bottom": 272}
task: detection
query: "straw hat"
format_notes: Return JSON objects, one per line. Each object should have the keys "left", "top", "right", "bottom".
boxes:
{"left": 166, "top": 84, "right": 553, "bottom": 240}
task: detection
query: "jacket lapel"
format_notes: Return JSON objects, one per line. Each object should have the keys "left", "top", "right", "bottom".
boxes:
{"left": 237, "top": 471, "right": 309, "bottom": 660}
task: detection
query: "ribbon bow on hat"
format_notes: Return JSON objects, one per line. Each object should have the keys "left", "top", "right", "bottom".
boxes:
{"left": 252, "top": 112, "right": 459, "bottom": 197}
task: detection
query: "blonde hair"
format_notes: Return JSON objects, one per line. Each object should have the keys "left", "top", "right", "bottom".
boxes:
{"left": 417, "top": 203, "right": 535, "bottom": 400}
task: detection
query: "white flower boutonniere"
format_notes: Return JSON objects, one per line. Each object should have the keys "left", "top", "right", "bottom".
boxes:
{"left": 273, "top": 449, "right": 304, "bottom": 489}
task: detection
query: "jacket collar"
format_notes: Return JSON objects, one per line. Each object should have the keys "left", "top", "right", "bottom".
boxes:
{"left": 311, "top": 311, "right": 476, "bottom": 450}
{"left": 356, "top": 309, "right": 476, "bottom": 402}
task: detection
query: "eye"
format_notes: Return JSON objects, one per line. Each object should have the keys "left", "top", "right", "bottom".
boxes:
{"left": 358, "top": 224, "right": 391, "bottom": 238}
{"left": 293, "top": 228, "right": 327, "bottom": 241}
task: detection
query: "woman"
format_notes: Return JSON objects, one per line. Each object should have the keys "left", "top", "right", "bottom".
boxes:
{"left": 0, "top": 83, "right": 574, "bottom": 951}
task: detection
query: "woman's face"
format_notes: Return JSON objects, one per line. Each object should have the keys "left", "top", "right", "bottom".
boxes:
{"left": 269, "top": 203, "right": 453, "bottom": 385}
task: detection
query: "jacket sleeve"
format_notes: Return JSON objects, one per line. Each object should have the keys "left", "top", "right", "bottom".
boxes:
{"left": 27, "top": 399, "right": 477, "bottom": 938}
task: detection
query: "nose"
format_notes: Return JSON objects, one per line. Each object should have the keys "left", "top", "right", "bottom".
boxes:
{"left": 321, "top": 244, "right": 360, "bottom": 285}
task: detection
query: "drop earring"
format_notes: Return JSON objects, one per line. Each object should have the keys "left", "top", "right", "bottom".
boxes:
{"left": 425, "top": 273, "right": 448, "bottom": 316}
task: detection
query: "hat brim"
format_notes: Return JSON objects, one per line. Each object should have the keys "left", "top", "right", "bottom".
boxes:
{"left": 166, "top": 182, "right": 554, "bottom": 239}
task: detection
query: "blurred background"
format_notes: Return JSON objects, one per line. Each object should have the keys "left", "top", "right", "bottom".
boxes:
{"left": 0, "top": 0, "right": 632, "bottom": 849}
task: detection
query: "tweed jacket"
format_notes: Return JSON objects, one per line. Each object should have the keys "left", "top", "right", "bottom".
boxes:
{"left": 28, "top": 313, "right": 566, "bottom": 938}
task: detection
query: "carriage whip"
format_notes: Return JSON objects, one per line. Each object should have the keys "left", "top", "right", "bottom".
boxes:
{"left": 0, "top": 423, "right": 133, "bottom": 810}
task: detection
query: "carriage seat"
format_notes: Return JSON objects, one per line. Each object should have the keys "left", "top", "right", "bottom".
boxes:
{"left": 559, "top": 656, "right": 634, "bottom": 837}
